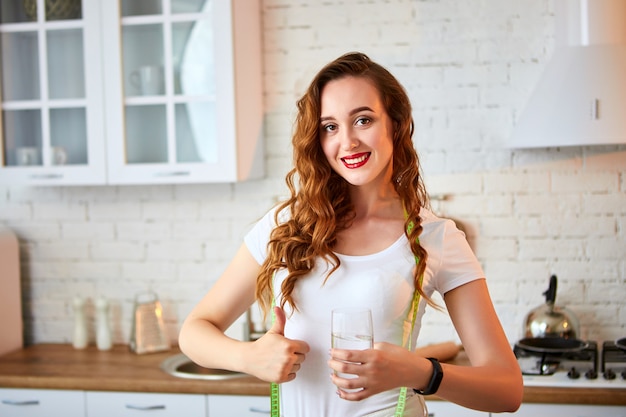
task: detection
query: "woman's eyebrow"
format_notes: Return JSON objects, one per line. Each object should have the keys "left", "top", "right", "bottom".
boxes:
{"left": 320, "top": 106, "right": 375, "bottom": 122}
{"left": 349, "top": 106, "right": 374, "bottom": 115}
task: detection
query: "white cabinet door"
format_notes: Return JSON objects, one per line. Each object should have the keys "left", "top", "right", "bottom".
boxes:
{"left": 0, "top": 0, "right": 107, "bottom": 186}
{"left": 0, "top": 388, "right": 85, "bottom": 417}
{"left": 208, "top": 395, "right": 270, "bottom": 416}
{"left": 513, "top": 403, "right": 626, "bottom": 417}
{"left": 425, "top": 400, "right": 488, "bottom": 417}
{"left": 100, "top": 0, "right": 264, "bottom": 184}
{"left": 1, "top": 0, "right": 263, "bottom": 187}
{"left": 86, "top": 391, "right": 206, "bottom": 417}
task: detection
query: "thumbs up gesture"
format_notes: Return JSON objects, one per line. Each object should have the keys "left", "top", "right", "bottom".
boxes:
{"left": 268, "top": 305, "right": 287, "bottom": 336}
{"left": 247, "top": 306, "right": 310, "bottom": 383}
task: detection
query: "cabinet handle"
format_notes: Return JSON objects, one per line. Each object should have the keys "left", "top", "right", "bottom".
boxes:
{"left": 1, "top": 399, "right": 40, "bottom": 406}
{"left": 125, "top": 404, "right": 166, "bottom": 410}
{"left": 154, "top": 171, "right": 191, "bottom": 177}
{"left": 248, "top": 406, "right": 271, "bottom": 414}
{"left": 29, "top": 173, "right": 64, "bottom": 179}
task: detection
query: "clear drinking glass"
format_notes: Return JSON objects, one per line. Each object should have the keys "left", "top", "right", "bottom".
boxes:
{"left": 331, "top": 308, "right": 373, "bottom": 388}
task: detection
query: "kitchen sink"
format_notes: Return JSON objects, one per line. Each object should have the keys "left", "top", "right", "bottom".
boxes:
{"left": 160, "top": 353, "right": 247, "bottom": 380}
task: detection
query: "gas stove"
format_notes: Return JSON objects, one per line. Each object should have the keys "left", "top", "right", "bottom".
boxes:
{"left": 514, "top": 340, "right": 626, "bottom": 388}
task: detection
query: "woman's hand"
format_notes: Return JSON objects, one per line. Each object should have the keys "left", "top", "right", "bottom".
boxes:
{"left": 328, "top": 342, "right": 428, "bottom": 401}
{"left": 246, "top": 306, "right": 310, "bottom": 383}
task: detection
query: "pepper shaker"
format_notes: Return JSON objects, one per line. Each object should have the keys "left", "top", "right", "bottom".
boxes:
{"left": 72, "top": 296, "right": 88, "bottom": 349}
{"left": 95, "top": 297, "right": 112, "bottom": 351}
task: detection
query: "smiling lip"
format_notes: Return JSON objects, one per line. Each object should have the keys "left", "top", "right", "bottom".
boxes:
{"left": 341, "top": 152, "right": 370, "bottom": 168}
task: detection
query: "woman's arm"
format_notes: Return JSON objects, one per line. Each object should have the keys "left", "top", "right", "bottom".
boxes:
{"left": 178, "top": 244, "right": 310, "bottom": 382}
{"left": 329, "top": 279, "right": 522, "bottom": 412}
{"left": 414, "top": 341, "right": 461, "bottom": 362}
{"left": 432, "top": 279, "right": 523, "bottom": 411}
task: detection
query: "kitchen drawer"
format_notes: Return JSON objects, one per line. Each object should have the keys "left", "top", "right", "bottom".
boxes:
{"left": 0, "top": 388, "right": 85, "bottom": 417}
{"left": 426, "top": 400, "right": 488, "bottom": 416}
{"left": 208, "top": 395, "right": 270, "bottom": 416}
{"left": 513, "top": 403, "right": 626, "bottom": 417}
{"left": 86, "top": 391, "right": 206, "bottom": 417}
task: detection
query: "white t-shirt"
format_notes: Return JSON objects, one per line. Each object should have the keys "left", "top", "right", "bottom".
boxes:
{"left": 244, "top": 207, "right": 484, "bottom": 417}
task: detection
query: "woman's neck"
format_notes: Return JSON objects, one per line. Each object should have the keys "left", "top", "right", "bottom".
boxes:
{"left": 348, "top": 180, "right": 401, "bottom": 221}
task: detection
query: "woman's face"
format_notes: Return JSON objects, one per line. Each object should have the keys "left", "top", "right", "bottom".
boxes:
{"left": 319, "top": 76, "right": 395, "bottom": 188}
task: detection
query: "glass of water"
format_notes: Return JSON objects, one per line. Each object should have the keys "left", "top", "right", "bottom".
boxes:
{"left": 331, "top": 307, "right": 373, "bottom": 387}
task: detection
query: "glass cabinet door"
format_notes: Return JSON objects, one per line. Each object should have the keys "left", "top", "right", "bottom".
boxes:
{"left": 109, "top": 0, "right": 218, "bottom": 181}
{"left": 102, "top": 0, "right": 264, "bottom": 184}
{"left": 1, "top": 0, "right": 261, "bottom": 186}
{"left": 0, "top": 0, "right": 105, "bottom": 184}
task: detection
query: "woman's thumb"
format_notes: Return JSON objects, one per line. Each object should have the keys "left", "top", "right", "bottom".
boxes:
{"left": 268, "top": 306, "right": 286, "bottom": 336}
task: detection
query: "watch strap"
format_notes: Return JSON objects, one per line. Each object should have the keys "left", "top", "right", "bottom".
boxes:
{"left": 413, "top": 357, "right": 443, "bottom": 396}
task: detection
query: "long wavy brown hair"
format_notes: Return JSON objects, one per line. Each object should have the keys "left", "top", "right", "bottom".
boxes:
{"left": 256, "top": 52, "right": 430, "bottom": 316}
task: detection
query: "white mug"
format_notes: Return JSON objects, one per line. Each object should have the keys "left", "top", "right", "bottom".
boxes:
{"left": 15, "top": 147, "right": 40, "bottom": 166}
{"left": 130, "top": 65, "right": 164, "bottom": 96}
{"left": 50, "top": 146, "right": 68, "bottom": 165}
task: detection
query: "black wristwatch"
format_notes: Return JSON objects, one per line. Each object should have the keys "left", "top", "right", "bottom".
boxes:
{"left": 413, "top": 357, "right": 444, "bottom": 395}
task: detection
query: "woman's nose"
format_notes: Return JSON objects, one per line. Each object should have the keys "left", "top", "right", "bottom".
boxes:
{"left": 339, "top": 128, "right": 359, "bottom": 151}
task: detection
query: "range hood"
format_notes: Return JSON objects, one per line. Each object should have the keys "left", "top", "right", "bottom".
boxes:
{"left": 509, "top": 0, "right": 626, "bottom": 148}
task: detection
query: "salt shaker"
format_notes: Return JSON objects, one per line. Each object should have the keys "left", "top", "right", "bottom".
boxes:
{"left": 72, "top": 296, "right": 88, "bottom": 349}
{"left": 95, "top": 297, "right": 112, "bottom": 351}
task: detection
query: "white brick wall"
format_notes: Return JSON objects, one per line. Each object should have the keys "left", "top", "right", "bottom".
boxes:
{"left": 0, "top": 0, "right": 624, "bottom": 348}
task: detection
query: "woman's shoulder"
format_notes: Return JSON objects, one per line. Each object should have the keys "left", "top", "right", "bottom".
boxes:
{"left": 419, "top": 208, "right": 454, "bottom": 229}
{"left": 245, "top": 205, "right": 292, "bottom": 263}
{"left": 249, "top": 204, "right": 292, "bottom": 234}
{"left": 419, "top": 208, "right": 466, "bottom": 242}
{"left": 263, "top": 204, "right": 292, "bottom": 224}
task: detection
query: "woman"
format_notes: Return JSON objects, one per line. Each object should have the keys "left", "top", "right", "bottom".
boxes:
{"left": 179, "top": 52, "right": 523, "bottom": 416}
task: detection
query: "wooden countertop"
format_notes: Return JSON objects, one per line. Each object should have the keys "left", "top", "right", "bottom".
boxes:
{"left": 0, "top": 344, "right": 267, "bottom": 396}
{"left": 0, "top": 344, "right": 625, "bottom": 406}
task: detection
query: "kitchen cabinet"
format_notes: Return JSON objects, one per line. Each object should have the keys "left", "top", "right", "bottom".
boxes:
{"left": 425, "top": 400, "right": 489, "bottom": 417}
{"left": 87, "top": 391, "right": 207, "bottom": 417}
{"left": 100, "top": 0, "right": 263, "bottom": 184}
{"left": 207, "top": 395, "right": 270, "bottom": 416}
{"left": 207, "top": 395, "right": 490, "bottom": 417}
{"left": 0, "top": 388, "right": 85, "bottom": 417}
{"left": 1, "top": 389, "right": 266, "bottom": 417}
{"left": 513, "top": 403, "right": 626, "bottom": 417}
{"left": 0, "top": 0, "right": 263, "bottom": 186}
{"left": 0, "top": 0, "right": 106, "bottom": 185}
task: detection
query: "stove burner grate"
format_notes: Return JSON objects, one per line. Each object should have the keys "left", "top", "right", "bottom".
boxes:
{"left": 514, "top": 340, "right": 598, "bottom": 376}
{"left": 601, "top": 340, "right": 626, "bottom": 380}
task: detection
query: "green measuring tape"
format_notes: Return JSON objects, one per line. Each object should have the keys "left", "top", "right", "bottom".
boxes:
{"left": 393, "top": 216, "right": 423, "bottom": 416}
{"left": 393, "top": 286, "right": 421, "bottom": 417}
{"left": 270, "top": 304, "right": 281, "bottom": 416}
{"left": 270, "top": 380, "right": 280, "bottom": 416}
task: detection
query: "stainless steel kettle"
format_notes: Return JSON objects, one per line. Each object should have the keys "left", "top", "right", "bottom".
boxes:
{"left": 523, "top": 275, "right": 580, "bottom": 339}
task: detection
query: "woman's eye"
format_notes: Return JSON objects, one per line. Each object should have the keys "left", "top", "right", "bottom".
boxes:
{"left": 322, "top": 124, "right": 336, "bottom": 132}
{"left": 356, "top": 117, "right": 371, "bottom": 126}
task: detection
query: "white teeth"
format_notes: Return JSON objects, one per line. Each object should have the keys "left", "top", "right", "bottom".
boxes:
{"left": 344, "top": 155, "right": 367, "bottom": 164}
